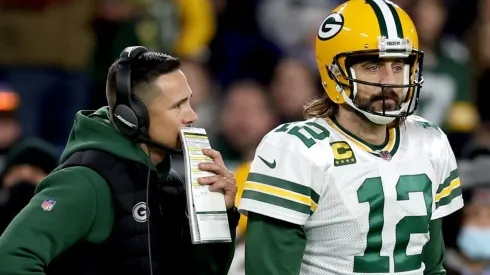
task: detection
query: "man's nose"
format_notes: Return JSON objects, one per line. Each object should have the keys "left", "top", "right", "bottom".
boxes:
{"left": 380, "top": 65, "right": 397, "bottom": 85}
{"left": 183, "top": 108, "right": 198, "bottom": 125}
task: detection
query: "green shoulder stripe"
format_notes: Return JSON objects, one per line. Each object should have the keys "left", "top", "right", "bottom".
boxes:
{"left": 247, "top": 173, "right": 320, "bottom": 204}
{"left": 436, "top": 169, "right": 459, "bottom": 194}
{"left": 435, "top": 169, "right": 461, "bottom": 208}
{"left": 436, "top": 185, "right": 462, "bottom": 208}
{"left": 241, "top": 190, "right": 312, "bottom": 215}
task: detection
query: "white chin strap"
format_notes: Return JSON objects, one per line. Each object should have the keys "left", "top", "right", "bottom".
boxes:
{"left": 341, "top": 65, "right": 411, "bottom": 125}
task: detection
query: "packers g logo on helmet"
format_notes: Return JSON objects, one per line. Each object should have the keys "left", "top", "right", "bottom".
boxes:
{"left": 318, "top": 13, "right": 344, "bottom": 41}
{"left": 315, "top": 0, "right": 425, "bottom": 125}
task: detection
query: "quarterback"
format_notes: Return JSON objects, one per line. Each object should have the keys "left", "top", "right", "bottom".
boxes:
{"left": 238, "top": 0, "right": 463, "bottom": 274}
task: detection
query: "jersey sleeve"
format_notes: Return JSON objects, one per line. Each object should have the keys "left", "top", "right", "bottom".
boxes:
{"left": 238, "top": 135, "right": 325, "bottom": 226}
{"left": 431, "top": 132, "right": 464, "bottom": 220}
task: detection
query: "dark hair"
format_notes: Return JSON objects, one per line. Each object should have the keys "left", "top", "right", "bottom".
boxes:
{"left": 106, "top": 52, "right": 181, "bottom": 117}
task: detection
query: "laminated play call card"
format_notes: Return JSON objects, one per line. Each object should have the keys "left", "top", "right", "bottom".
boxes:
{"left": 179, "top": 127, "right": 231, "bottom": 244}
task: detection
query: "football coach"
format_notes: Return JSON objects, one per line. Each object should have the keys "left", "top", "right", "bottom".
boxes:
{"left": 0, "top": 46, "right": 240, "bottom": 275}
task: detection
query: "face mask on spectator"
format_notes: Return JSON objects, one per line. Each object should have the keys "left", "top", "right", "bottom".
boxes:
{"left": 457, "top": 226, "right": 490, "bottom": 260}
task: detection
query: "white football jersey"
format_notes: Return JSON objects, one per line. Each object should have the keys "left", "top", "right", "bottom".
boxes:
{"left": 238, "top": 115, "right": 463, "bottom": 275}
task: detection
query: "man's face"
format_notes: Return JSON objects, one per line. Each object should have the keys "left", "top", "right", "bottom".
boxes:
{"left": 146, "top": 70, "right": 198, "bottom": 149}
{"left": 271, "top": 59, "right": 317, "bottom": 118}
{"left": 351, "top": 58, "right": 406, "bottom": 113}
{"left": 2, "top": 164, "right": 46, "bottom": 188}
{"left": 221, "top": 84, "right": 276, "bottom": 151}
{"left": 463, "top": 203, "right": 490, "bottom": 228}
{"left": 412, "top": 0, "right": 446, "bottom": 47}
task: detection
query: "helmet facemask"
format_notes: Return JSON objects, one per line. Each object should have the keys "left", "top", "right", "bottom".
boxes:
{"left": 327, "top": 37, "right": 424, "bottom": 125}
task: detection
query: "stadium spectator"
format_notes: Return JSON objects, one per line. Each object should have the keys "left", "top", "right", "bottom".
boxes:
{"left": 0, "top": 137, "right": 58, "bottom": 235}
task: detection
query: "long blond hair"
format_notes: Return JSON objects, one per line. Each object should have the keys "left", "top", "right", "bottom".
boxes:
{"left": 303, "top": 96, "right": 404, "bottom": 129}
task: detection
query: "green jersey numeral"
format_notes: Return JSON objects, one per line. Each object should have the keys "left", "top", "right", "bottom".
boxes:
{"left": 354, "top": 174, "right": 432, "bottom": 273}
{"left": 275, "top": 122, "right": 330, "bottom": 148}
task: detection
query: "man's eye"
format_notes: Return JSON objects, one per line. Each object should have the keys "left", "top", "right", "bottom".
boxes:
{"left": 175, "top": 101, "right": 186, "bottom": 109}
{"left": 368, "top": 65, "right": 380, "bottom": 72}
{"left": 393, "top": 64, "right": 404, "bottom": 73}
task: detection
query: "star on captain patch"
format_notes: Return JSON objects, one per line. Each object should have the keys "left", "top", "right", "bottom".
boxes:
{"left": 41, "top": 199, "right": 56, "bottom": 211}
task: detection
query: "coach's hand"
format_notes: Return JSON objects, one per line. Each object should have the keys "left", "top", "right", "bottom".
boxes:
{"left": 197, "top": 149, "right": 237, "bottom": 209}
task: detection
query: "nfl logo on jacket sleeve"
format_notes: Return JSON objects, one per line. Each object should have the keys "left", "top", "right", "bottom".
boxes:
{"left": 41, "top": 199, "right": 56, "bottom": 211}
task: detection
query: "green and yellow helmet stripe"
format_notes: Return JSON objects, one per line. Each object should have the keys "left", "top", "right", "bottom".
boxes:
{"left": 366, "top": 0, "right": 404, "bottom": 39}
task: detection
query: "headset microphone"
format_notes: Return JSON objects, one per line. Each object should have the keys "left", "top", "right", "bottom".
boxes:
{"left": 137, "top": 136, "right": 183, "bottom": 155}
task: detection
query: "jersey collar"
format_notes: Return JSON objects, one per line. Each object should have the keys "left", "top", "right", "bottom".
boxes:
{"left": 325, "top": 117, "right": 400, "bottom": 159}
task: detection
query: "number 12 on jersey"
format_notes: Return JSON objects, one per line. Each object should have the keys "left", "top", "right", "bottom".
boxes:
{"left": 354, "top": 174, "right": 432, "bottom": 273}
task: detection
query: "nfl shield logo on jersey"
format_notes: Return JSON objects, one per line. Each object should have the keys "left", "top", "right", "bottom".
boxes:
{"left": 378, "top": 150, "right": 392, "bottom": 161}
{"left": 41, "top": 199, "right": 56, "bottom": 211}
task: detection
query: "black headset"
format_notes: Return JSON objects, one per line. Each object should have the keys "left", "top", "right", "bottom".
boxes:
{"left": 112, "top": 46, "right": 182, "bottom": 155}
{"left": 112, "top": 46, "right": 150, "bottom": 140}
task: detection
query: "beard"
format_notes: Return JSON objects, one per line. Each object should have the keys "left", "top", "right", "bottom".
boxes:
{"left": 354, "top": 88, "right": 402, "bottom": 114}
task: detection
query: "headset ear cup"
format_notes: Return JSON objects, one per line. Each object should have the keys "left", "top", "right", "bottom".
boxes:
{"left": 113, "top": 104, "right": 139, "bottom": 137}
{"left": 131, "top": 95, "right": 150, "bottom": 137}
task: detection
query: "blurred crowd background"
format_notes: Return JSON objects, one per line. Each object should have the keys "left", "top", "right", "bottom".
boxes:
{"left": 0, "top": 0, "right": 490, "bottom": 274}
